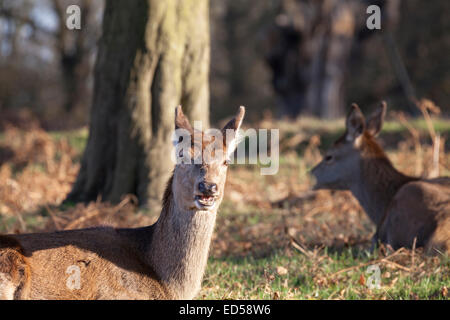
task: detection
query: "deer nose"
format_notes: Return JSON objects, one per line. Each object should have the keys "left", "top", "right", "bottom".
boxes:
{"left": 198, "top": 182, "right": 218, "bottom": 195}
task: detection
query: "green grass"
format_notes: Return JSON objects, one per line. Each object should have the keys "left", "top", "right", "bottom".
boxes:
{"left": 0, "top": 210, "right": 49, "bottom": 234}
{"left": 383, "top": 118, "right": 450, "bottom": 134}
{"left": 49, "top": 128, "right": 88, "bottom": 153}
{"left": 201, "top": 249, "right": 450, "bottom": 300}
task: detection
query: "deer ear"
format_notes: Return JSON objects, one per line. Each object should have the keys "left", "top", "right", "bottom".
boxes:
{"left": 175, "top": 105, "right": 193, "bottom": 134}
{"left": 366, "top": 101, "right": 387, "bottom": 137}
{"left": 346, "top": 103, "right": 365, "bottom": 141}
{"left": 222, "top": 106, "right": 245, "bottom": 155}
{"left": 222, "top": 106, "right": 245, "bottom": 133}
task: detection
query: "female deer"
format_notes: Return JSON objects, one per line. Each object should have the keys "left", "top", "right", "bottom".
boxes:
{"left": 312, "top": 102, "right": 450, "bottom": 254}
{"left": 0, "top": 106, "right": 245, "bottom": 299}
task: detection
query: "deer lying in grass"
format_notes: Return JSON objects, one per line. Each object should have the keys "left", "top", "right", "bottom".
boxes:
{"left": 312, "top": 102, "right": 450, "bottom": 255}
{"left": 0, "top": 106, "right": 245, "bottom": 300}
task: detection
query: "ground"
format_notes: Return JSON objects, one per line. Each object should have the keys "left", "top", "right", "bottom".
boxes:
{"left": 0, "top": 116, "right": 449, "bottom": 299}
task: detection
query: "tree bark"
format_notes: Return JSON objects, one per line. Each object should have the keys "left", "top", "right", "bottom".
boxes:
{"left": 66, "top": 0, "right": 210, "bottom": 210}
{"left": 51, "top": 0, "right": 95, "bottom": 114}
{"left": 265, "top": 0, "right": 357, "bottom": 119}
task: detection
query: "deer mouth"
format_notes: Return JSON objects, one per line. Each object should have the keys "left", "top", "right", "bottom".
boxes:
{"left": 194, "top": 195, "right": 216, "bottom": 208}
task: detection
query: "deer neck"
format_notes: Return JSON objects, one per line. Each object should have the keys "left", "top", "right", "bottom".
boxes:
{"left": 350, "top": 157, "right": 415, "bottom": 226}
{"left": 147, "top": 180, "right": 217, "bottom": 299}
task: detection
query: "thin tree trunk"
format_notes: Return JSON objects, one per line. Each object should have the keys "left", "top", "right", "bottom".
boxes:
{"left": 66, "top": 0, "right": 210, "bottom": 211}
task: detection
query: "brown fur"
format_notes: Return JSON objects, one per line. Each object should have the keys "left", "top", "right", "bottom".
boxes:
{"left": 7, "top": 227, "right": 169, "bottom": 299}
{"left": 0, "top": 106, "right": 245, "bottom": 299}
{"left": 0, "top": 236, "right": 31, "bottom": 299}
{"left": 378, "top": 178, "right": 450, "bottom": 254}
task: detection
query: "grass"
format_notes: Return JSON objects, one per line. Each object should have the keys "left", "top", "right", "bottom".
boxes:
{"left": 50, "top": 128, "right": 89, "bottom": 159}
{"left": 201, "top": 248, "right": 449, "bottom": 300}
{"left": 0, "top": 117, "right": 449, "bottom": 300}
{"left": 383, "top": 118, "right": 450, "bottom": 134}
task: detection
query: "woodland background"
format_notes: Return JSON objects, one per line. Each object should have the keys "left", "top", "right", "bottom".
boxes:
{"left": 1, "top": 0, "right": 449, "bottom": 128}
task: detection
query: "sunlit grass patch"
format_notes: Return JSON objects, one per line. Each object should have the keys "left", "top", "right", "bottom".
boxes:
{"left": 201, "top": 248, "right": 449, "bottom": 300}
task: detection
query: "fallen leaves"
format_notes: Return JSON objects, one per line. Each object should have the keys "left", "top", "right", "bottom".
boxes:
{"left": 276, "top": 266, "right": 288, "bottom": 276}
{"left": 358, "top": 274, "right": 366, "bottom": 286}
{"left": 441, "top": 286, "right": 448, "bottom": 298}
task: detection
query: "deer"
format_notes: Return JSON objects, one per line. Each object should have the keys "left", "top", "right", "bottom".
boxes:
{"left": 0, "top": 106, "right": 245, "bottom": 300}
{"left": 311, "top": 102, "right": 450, "bottom": 255}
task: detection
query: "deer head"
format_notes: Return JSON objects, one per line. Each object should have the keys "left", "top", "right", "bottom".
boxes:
{"left": 311, "top": 102, "right": 387, "bottom": 190}
{"left": 171, "top": 106, "right": 245, "bottom": 212}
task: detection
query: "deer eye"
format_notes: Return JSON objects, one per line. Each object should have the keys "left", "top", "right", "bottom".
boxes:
{"left": 325, "top": 155, "right": 333, "bottom": 163}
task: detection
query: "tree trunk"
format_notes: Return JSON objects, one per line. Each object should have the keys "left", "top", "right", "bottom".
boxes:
{"left": 265, "top": 0, "right": 357, "bottom": 119}
{"left": 52, "top": 0, "right": 93, "bottom": 114}
{"left": 66, "top": 0, "right": 210, "bottom": 211}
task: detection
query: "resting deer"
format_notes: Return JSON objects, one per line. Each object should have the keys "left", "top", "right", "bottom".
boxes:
{"left": 311, "top": 102, "right": 450, "bottom": 255}
{"left": 0, "top": 106, "right": 245, "bottom": 299}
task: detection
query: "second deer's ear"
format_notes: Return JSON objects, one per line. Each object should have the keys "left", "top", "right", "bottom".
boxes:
{"left": 346, "top": 103, "right": 365, "bottom": 141}
{"left": 366, "top": 101, "right": 387, "bottom": 137}
{"left": 175, "top": 105, "right": 193, "bottom": 134}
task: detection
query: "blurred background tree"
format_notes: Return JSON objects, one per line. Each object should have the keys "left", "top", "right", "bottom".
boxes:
{"left": 1, "top": 0, "right": 448, "bottom": 127}
{"left": 265, "top": 0, "right": 359, "bottom": 118}
{"left": 212, "top": 0, "right": 449, "bottom": 120}
{"left": 0, "top": 0, "right": 102, "bottom": 129}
